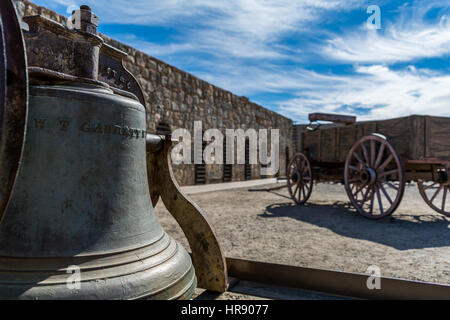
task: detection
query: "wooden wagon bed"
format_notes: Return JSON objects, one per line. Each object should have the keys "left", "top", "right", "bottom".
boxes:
{"left": 302, "top": 115, "right": 450, "bottom": 164}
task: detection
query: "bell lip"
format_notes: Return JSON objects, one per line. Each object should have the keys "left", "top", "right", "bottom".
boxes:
{"left": 0, "top": 235, "right": 197, "bottom": 300}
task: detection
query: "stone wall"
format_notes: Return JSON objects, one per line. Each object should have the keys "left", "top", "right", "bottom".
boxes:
{"left": 15, "top": 0, "right": 293, "bottom": 185}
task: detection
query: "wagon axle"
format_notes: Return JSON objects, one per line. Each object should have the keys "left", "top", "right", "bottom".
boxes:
{"left": 359, "top": 167, "right": 377, "bottom": 186}
{"left": 436, "top": 169, "right": 449, "bottom": 185}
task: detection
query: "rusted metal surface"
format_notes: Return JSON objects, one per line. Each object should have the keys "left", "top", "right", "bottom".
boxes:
{"left": 149, "top": 138, "right": 228, "bottom": 292}
{"left": 0, "top": 0, "right": 28, "bottom": 223}
{"left": 226, "top": 257, "right": 450, "bottom": 300}
{"left": 309, "top": 112, "right": 356, "bottom": 124}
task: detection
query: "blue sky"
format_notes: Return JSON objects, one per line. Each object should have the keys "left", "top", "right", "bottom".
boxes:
{"left": 32, "top": 0, "right": 450, "bottom": 123}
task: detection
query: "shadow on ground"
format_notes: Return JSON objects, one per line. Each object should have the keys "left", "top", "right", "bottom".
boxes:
{"left": 259, "top": 200, "right": 450, "bottom": 250}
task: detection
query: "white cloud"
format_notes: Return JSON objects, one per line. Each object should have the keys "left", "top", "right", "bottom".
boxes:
{"left": 36, "top": 0, "right": 365, "bottom": 59}
{"left": 322, "top": 2, "right": 450, "bottom": 63}
{"left": 123, "top": 32, "right": 288, "bottom": 60}
{"left": 278, "top": 65, "right": 450, "bottom": 122}
{"left": 194, "top": 64, "right": 343, "bottom": 95}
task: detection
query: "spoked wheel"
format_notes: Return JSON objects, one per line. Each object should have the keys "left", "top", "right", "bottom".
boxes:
{"left": 344, "top": 134, "right": 405, "bottom": 219}
{"left": 418, "top": 167, "right": 450, "bottom": 217}
{"left": 287, "top": 153, "right": 313, "bottom": 205}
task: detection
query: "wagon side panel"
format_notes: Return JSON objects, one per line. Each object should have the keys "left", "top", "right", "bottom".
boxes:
{"left": 408, "top": 115, "right": 426, "bottom": 160}
{"left": 337, "top": 126, "right": 359, "bottom": 162}
{"left": 373, "top": 117, "right": 412, "bottom": 159}
{"left": 303, "top": 130, "right": 320, "bottom": 161}
{"left": 425, "top": 116, "right": 450, "bottom": 160}
{"left": 360, "top": 121, "right": 377, "bottom": 138}
{"left": 319, "top": 128, "right": 338, "bottom": 162}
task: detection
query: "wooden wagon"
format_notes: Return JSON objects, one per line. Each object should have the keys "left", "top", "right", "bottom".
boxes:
{"left": 288, "top": 113, "right": 450, "bottom": 219}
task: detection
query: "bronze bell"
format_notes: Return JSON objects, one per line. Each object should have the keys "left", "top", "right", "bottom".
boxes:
{"left": 0, "top": 2, "right": 227, "bottom": 299}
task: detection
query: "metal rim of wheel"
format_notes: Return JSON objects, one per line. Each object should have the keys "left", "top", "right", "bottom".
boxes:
{"left": 287, "top": 153, "right": 313, "bottom": 205}
{"left": 344, "top": 134, "right": 405, "bottom": 219}
{"left": 0, "top": 1, "right": 29, "bottom": 222}
{"left": 417, "top": 167, "right": 450, "bottom": 217}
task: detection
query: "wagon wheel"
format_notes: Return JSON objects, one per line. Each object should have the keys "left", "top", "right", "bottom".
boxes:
{"left": 344, "top": 134, "right": 405, "bottom": 219}
{"left": 417, "top": 167, "right": 450, "bottom": 217}
{"left": 287, "top": 153, "right": 313, "bottom": 205}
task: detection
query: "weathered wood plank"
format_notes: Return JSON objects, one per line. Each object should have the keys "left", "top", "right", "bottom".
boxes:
{"left": 303, "top": 130, "right": 320, "bottom": 160}
{"left": 409, "top": 116, "right": 425, "bottom": 160}
{"left": 361, "top": 121, "right": 376, "bottom": 137}
{"left": 337, "top": 126, "right": 358, "bottom": 162}
{"left": 426, "top": 116, "right": 450, "bottom": 159}
{"left": 320, "top": 128, "right": 337, "bottom": 161}
{"left": 374, "top": 117, "right": 411, "bottom": 158}
{"left": 309, "top": 113, "right": 356, "bottom": 124}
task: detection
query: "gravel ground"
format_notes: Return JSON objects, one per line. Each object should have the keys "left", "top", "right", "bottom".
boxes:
{"left": 155, "top": 181, "right": 450, "bottom": 286}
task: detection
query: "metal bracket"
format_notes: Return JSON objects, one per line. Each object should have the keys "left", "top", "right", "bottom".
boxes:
{"left": 147, "top": 135, "right": 228, "bottom": 292}
{"left": 98, "top": 43, "right": 146, "bottom": 108}
{"left": 226, "top": 257, "right": 450, "bottom": 299}
{"left": 306, "top": 121, "right": 321, "bottom": 132}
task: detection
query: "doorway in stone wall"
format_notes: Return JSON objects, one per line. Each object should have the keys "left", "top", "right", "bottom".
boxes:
{"left": 244, "top": 138, "right": 251, "bottom": 180}
{"left": 194, "top": 131, "right": 206, "bottom": 185}
{"left": 223, "top": 139, "right": 232, "bottom": 182}
{"left": 284, "top": 146, "right": 290, "bottom": 178}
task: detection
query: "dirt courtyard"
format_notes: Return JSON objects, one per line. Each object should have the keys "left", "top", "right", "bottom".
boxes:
{"left": 154, "top": 181, "right": 450, "bottom": 285}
